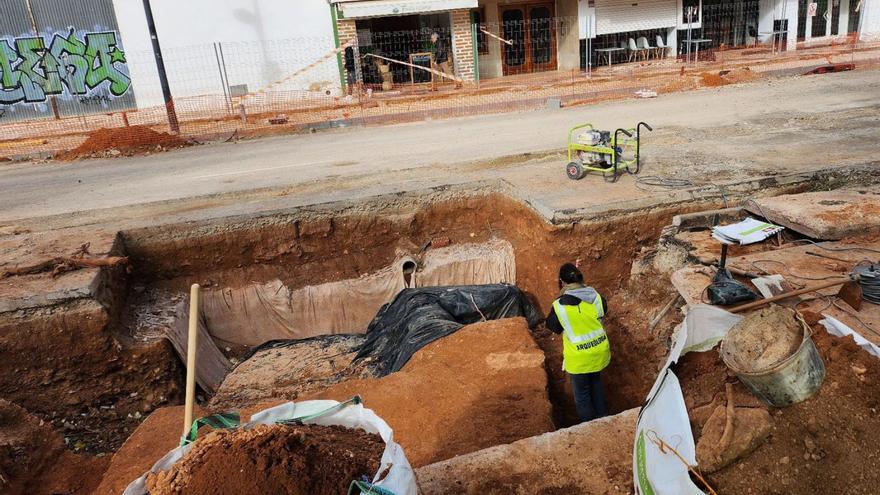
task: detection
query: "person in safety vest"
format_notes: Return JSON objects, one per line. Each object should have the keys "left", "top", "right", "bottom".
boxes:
{"left": 545, "top": 262, "right": 610, "bottom": 423}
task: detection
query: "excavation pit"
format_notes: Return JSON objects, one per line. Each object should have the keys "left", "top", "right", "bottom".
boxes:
{"left": 1, "top": 191, "right": 702, "bottom": 493}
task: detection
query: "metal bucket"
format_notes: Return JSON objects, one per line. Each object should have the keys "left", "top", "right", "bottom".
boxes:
{"left": 721, "top": 312, "right": 826, "bottom": 407}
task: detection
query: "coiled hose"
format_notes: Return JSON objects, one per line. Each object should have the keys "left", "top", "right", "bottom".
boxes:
{"left": 853, "top": 262, "right": 880, "bottom": 304}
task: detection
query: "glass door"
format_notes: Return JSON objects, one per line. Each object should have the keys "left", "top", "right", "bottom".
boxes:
{"left": 500, "top": 3, "right": 557, "bottom": 75}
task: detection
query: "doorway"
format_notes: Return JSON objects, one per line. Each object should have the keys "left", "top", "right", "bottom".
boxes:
{"left": 500, "top": 2, "right": 557, "bottom": 75}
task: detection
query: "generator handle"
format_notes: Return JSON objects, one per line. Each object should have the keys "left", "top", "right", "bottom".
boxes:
{"left": 635, "top": 122, "right": 653, "bottom": 174}
{"left": 613, "top": 128, "right": 633, "bottom": 176}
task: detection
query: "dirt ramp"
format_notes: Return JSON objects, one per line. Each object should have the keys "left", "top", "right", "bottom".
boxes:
{"left": 416, "top": 408, "right": 638, "bottom": 495}
{"left": 146, "top": 424, "right": 384, "bottom": 495}
{"left": 301, "top": 317, "right": 554, "bottom": 467}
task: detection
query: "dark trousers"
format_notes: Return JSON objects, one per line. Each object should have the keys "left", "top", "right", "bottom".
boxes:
{"left": 570, "top": 371, "right": 608, "bottom": 423}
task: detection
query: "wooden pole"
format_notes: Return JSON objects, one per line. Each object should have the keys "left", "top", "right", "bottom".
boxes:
{"left": 183, "top": 283, "right": 200, "bottom": 439}
{"left": 728, "top": 277, "right": 850, "bottom": 314}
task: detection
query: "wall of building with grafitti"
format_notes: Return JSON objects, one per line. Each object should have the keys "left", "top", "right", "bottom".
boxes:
{"left": 0, "top": 0, "right": 135, "bottom": 122}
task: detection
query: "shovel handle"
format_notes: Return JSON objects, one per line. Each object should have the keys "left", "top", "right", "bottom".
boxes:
{"left": 728, "top": 277, "right": 851, "bottom": 313}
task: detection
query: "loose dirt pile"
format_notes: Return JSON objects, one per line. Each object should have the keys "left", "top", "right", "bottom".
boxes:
{"left": 0, "top": 399, "right": 108, "bottom": 495}
{"left": 56, "top": 126, "right": 189, "bottom": 160}
{"left": 294, "top": 318, "right": 554, "bottom": 467}
{"left": 146, "top": 424, "right": 384, "bottom": 495}
{"left": 722, "top": 305, "right": 804, "bottom": 373}
{"left": 676, "top": 315, "right": 880, "bottom": 494}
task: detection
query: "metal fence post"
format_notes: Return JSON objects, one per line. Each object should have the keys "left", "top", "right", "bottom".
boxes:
{"left": 142, "top": 0, "right": 180, "bottom": 133}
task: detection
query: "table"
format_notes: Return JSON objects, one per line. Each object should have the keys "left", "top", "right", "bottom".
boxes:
{"left": 595, "top": 47, "right": 625, "bottom": 67}
{"left": 684, "top": 38, "right": 712, "bottom": 62}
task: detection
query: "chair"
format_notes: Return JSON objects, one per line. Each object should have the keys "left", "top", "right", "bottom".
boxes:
{"left": 628, "top": 38, "right": 646, "bottom": 62}
{"left": 656, "top": 35, "right": 668, "bottom": 59}
{"left": 637, "top": 37, "right": 655, "bottom": 60}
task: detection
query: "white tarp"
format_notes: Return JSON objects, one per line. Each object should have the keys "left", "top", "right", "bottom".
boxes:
{"left": 124, "top": 400, "right": 417, "bottom": 495}
{"left": 337, "top": 0, "right": 477, "bottom": 18}
{"left": 634, "top": 305, "right": 742, "bottom": 495}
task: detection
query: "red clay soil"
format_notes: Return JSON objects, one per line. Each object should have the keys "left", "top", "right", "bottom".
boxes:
{"left": 676, "top": 314, "right": 880, "bottom": 495}
{"left": 145, "top": 424, "right": 384, "bottom": 495}
{"left": 93, "top": 405, "right": 203, "bottom": 495}
{"left": 56, "top": 125, "right": 189, "bottom": 160}
{"left": 288, "top": 318, "right": 555, "bottom": 468}
{"left": 0, "top": 399, "right": 108, "bottom": 495}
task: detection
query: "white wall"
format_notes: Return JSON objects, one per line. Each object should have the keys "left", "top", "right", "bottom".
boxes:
{"left": 596, "top": 0, "right": 678, "bottom": 35}
{"left": 113, "top": 0, "right": 337, "bottom": 108}
{"left": 758, "top": 0, "right": 799, "bottom": 50}
{"left": 862, "top": 0, "right": 880, "bottom": 40}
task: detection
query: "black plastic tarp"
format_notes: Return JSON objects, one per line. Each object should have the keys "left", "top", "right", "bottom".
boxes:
{"left": 354, "top": 284, "right": 541, "bottom": 376}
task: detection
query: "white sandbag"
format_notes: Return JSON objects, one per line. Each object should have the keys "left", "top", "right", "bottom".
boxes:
{"left": 124, "top": 399, "right": 417, "bottom": 495}
{"left": 634, "top": 305, "right": 743, "bottom": 495}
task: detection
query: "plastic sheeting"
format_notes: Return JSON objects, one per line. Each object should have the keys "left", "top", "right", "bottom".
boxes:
{"left": 124, "top": 399, "right": 417, "bottom": 495}
{"left": 355, "top": 284, "right": 541, "bottom": 376}
{"left": 164, "top": 301, "right": 232, "bottom": 394}
{"left": 199, "top": 240, "right": 517, "bottom": 347}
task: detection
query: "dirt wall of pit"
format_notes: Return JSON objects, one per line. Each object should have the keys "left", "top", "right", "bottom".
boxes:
{"left": 0, "top": 300, "right": 182, "bottom": 452}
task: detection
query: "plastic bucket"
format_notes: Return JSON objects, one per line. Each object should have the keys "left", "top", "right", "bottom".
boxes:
{"left": 721, "top": 312, "right": 826, "bottom": 407}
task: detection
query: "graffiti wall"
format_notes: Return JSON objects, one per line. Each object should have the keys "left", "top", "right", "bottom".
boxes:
{"left": 0, "top": 0, "right": 135, "bottom": 122}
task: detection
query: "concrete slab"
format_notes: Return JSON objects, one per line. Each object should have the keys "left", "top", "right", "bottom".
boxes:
{"left": 0, "top": 268, "right": 101, "bottom": 313}
{"left": 745, "top": 189, "right": 880, "bottom": 240}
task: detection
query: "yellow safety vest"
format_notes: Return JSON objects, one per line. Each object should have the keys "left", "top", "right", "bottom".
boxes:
{"left": 553, "top": 292, "right": 611, "bottom": 374}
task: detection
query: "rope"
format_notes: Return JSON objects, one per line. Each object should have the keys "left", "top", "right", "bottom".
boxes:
{"left": 480, "top": 28, "right": 513, "bottom": 46}
{"left": 241, "top": 38, "right": 357, "bottom": 101}
{"left": 644, "top": 430, "right": 719, "bottom": 495}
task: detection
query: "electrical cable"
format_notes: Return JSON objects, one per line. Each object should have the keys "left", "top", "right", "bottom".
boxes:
{"left": 749, "top": 258, "right": 847, "bottom": 282}
{"left": 853, "top": 261, "right": 880, "bottom": 304}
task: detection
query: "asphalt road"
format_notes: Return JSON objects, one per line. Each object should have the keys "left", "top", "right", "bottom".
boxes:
{"left": 1, "top": 68, "right": 878, "bottom": 223}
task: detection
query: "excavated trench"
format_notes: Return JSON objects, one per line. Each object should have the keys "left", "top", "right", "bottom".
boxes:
{"left": 1, "top": 190, "right": 733, "bottom": 493}
{"left": 115, "top": 192, "right": 706, "bottom": 429}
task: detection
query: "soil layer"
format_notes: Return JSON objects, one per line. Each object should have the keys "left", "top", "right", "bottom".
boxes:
{"left": 145, "top": 424, "right": 384, "bottom": 495}
{"left": 298, "top": 318, "right": 555, "bottom": 467}
{"left": 0, "top": 399, "right": 108, "bottom": 495}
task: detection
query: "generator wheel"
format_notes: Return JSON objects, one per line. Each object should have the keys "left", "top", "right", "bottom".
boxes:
{"left": 566, "top": 161, "right": 586, "bottom": 180}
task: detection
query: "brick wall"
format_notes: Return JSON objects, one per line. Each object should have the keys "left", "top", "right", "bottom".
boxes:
{"left": 337, "top": 18, "right": 358, "bottom": 87}
{"left": 451, "top": 9, "right": 476, "bottom": 82}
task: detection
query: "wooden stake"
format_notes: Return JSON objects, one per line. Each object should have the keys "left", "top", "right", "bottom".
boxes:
{"left": 183, "top": 284, "right": 200, "bottom": 439}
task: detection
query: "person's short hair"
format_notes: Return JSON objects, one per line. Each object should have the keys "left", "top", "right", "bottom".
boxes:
{"left": 559, "top": 263, "right": 584, "bottom": 285}
{"left": 431, "top": 32, "right": 439, "bottom": 39}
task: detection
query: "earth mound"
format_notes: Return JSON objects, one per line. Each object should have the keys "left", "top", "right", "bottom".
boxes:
{"left": 145, "top": 423, "right": 384, "bottom": 495}
{"left": 57, "top": 126, "right": 189, "bottom": 160}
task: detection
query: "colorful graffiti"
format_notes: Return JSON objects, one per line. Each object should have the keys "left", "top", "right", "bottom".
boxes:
{"left": 0, "top": 28, "right": 131, "bottom": 105}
